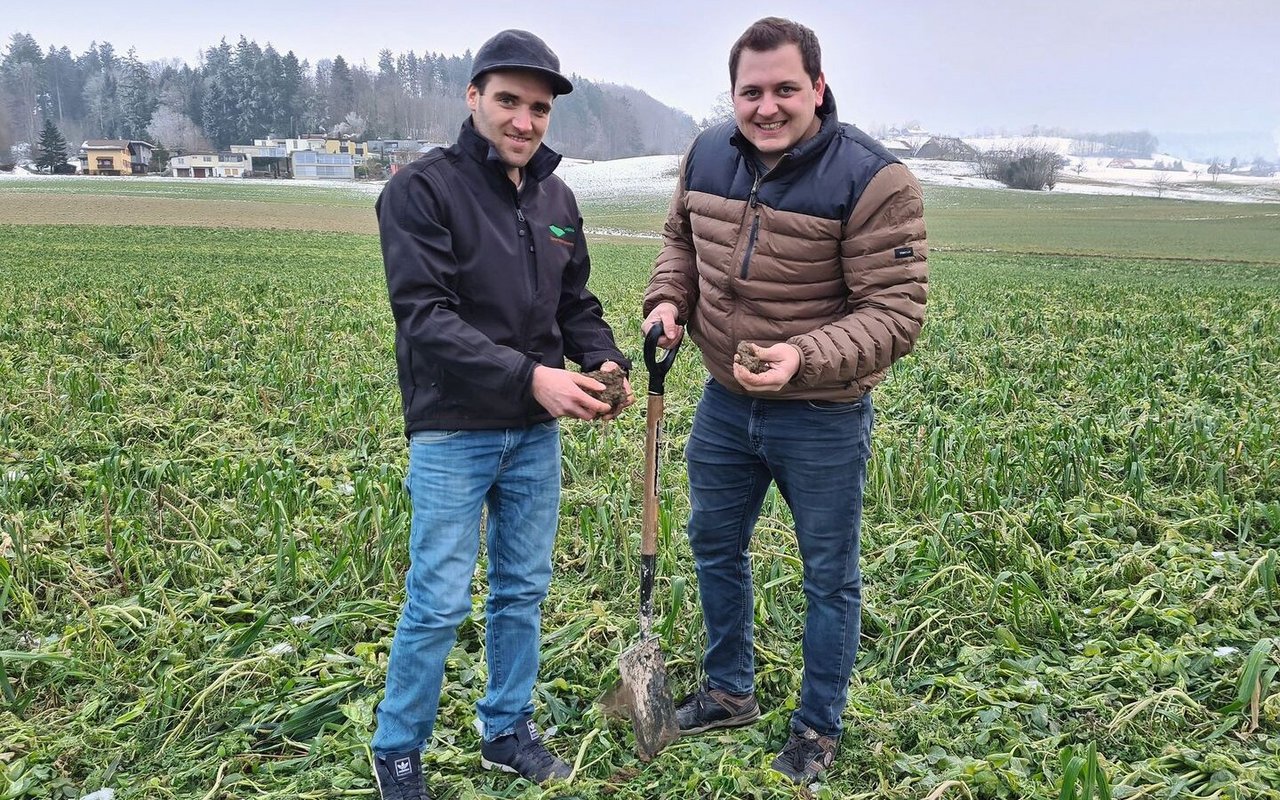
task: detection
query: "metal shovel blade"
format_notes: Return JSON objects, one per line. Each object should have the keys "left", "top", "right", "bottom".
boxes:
{"left": 616, "top": 635, "right": 678, "bottom": 761}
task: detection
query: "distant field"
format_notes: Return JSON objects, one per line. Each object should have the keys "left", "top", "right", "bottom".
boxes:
{"left": 0, "top": 177, "right": 374, "bottom": 206}
{"left": 2, "top": 223, "right": 1278, "bottom": 799}
{"left": 5, "top": 176, "right": 1274, "bottom": 263}
{"left": 924, "top": 187, "right": 1280, "bottom": 264}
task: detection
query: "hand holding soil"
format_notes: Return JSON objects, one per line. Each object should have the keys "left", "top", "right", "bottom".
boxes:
{"left": 733, "top": 341, "right": 802, "bottom": 391}
{"left": 581, "top": 364, "right": 633, "bottom": 419}
{"left": 734, "top": 342, "right": 769, "bottom": 374}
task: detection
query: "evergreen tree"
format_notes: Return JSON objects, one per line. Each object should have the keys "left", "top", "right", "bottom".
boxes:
{"left": 35, "top": 117, "right": 68, "bottom": 172}
{"left": 278, "top": 51, "right": 303, "bottom": 137}
{"left": 84, "top": 43, "right": 121, "bottom": 138}
{"left": 118, "top": 48, "right": 157, "bottom": 139}
{"left": 327, "top": 55, "right": 354, "bottom": 129}
{"left": 201, "top": 40, "right": 237, "bottom": 148}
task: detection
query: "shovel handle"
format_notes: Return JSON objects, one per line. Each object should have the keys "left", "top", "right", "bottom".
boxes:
{"left": 644, "top": 322, "right": 681, "bottom": 396}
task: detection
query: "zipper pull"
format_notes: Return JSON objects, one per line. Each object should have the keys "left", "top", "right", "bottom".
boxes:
{"left": 748, "top": 173, "right": 761, "bottom": 208}
{"left": 516, "top": 207, "right": 526, "bottom": 223}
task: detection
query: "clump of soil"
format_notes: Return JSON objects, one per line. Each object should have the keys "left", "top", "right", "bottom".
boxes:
{"left": 582, "top": 368, "right": 628, "bottom": 411}
{"left": 734, "top": 342, "right": 769, "bottom": 374}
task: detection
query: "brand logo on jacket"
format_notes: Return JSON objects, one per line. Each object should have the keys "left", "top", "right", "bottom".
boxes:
{"left": 549, "top": 224, "right": 576, "bottom": 246}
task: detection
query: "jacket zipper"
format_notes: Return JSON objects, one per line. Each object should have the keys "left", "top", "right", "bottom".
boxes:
{"left": 739, "top": 173, "right": 762, "bottom": 279}
{"left": 515, "top": 200, "right": 538, "bottom": 370}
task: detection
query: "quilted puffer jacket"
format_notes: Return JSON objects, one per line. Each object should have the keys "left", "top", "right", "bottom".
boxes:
{"left": 644, "top": 87, "right": 928, "bottom": 401}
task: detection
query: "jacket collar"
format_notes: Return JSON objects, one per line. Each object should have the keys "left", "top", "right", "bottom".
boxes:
{"left": 730, "top": 85, "right": 839, "bottom": 174}
{"left": 457, "top": 117, "right": 562, "bottom": 185}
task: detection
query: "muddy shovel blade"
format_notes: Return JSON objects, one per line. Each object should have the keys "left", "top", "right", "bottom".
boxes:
{"left": 617, "top": 636, "right": 678, "bottom": 761}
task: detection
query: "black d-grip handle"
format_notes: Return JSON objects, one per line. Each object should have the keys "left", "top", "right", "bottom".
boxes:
{"left": 644, "top": 322, "right": 681, "bottom": 396}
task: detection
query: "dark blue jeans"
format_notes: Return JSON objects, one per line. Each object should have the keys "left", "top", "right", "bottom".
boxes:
{"left": 685, "top": 379, "right": 872, "bottom": 738}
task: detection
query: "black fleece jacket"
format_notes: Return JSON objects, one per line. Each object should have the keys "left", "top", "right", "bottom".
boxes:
{"left": 377, "top": 118, "right": 629, "bottom": 433}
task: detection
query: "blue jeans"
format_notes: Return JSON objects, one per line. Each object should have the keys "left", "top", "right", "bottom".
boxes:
{"left": 685, "top": 379, "right": 872, "bottom": 738}
{"left": 371, "top": 421, "right": 562, "bottom": 755}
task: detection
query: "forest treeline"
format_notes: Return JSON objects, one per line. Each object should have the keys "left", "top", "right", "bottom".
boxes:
{"left": 1, "top": 33, "right": 699, "bottom": 161}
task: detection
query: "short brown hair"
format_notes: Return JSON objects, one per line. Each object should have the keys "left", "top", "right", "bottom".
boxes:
{"left": 729, "top": 17, "right": 822, "bottom": 86}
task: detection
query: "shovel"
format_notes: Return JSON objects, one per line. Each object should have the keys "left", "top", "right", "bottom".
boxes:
{"left": 611, "top": 322, "right": 682, "bottom": 761}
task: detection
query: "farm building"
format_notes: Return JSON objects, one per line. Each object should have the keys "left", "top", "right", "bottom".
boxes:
{"left": 878, "top": 138, "right": 917, "bottom": 158}
{"left": 913, "top": 137, "right": 978, "bottom": 161}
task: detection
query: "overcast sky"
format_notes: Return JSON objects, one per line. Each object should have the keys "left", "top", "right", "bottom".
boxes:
{"left": 6, "top": 0, "right": 1278, "bottom": 154}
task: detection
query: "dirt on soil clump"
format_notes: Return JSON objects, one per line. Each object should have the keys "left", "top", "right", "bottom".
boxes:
{"left": 734, "top": 342, "right": 769, "bottom": 374}
{"left": 582, "top": 368, "right": 628, "bottom": 412}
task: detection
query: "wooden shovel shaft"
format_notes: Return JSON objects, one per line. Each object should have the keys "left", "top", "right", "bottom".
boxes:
{"left": 642, "top": 394, "right": 663, "bottom": 557}
{"left": 638, "top": 393, "right": 664, "bottom": 637}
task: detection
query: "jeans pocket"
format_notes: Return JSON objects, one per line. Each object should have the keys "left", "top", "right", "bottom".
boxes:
{"left": 409, "top": 429, "right": 462, "bottom": 445}
{"left": 804, "top": 399, "right": 862, "bottom": 413}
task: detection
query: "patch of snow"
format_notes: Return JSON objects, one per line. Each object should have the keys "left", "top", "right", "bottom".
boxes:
{"left": 289, "top": 615, "right": 313, "bottom": 625}
{"left": 559, "top": 154, "right": 681, "bottom": 202}
{"left": 1214, "top": 646, "right": 1240, "bottom": 657}
{"left": 79, "top": 791, "right": 115, "bottom": 800}
{"left": 267, "top": 642, "right": 295, "bottom": 657}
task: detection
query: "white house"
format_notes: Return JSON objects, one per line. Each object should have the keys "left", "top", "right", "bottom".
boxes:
{"left": 170, "top": 152, "right": 251, "bottom": 178}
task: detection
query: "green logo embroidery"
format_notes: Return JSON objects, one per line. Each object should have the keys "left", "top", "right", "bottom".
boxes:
{"left": 548, "top": 224, "right": 577, "bottom": 246}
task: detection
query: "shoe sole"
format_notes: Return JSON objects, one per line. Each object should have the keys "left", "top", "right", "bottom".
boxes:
{"left": 772, "top": 764, "right": 826, "bottom": 783}
{"left": 678, "top": 705, "right": 761, "bottom": 736}
{"left": 479, "top": 758, "right": 569, "bottom": 782}
{"left": 480, "top": 757, "right": 517, "bottom": 774}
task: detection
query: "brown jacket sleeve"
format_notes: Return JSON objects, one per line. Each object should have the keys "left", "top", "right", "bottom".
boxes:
{"left": 643, "top": 155, "right": 699, "bottom": 320}
{"left": 788, "top": 163, "right": 928, "bottom": 388}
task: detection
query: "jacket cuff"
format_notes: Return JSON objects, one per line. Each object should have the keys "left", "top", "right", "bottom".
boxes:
{"left": 785, "top": 335, "right": 823, "bottom": 387}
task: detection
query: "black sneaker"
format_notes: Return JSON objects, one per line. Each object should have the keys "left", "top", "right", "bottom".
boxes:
{"left": 479, "top": 718, "right": 571, "bottom": 783}
{"left": 771, "top": 724, "right": 838, "bottom": 783}
{"left": 674, "top": 686, "right": 760, "bottom": 735}
{"left": 373, "top": 750, "right": 431, "bottom": 800}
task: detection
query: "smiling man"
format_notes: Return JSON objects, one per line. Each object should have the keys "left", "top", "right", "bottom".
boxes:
{"left": 371, "top": 29, "right": 632, "bottom": 800}
{"left": 642, "top": 17, "right": 928, "bottom": 783}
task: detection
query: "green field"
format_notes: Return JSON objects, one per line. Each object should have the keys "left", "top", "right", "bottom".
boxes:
{"left": 1, "top": 180, "right": 1279, "bottom": 800}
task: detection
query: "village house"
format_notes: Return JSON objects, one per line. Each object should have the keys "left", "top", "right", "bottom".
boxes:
{"left": 170, "top": 152, "right": 251, "bottom": 178}
{"left": 228, "top": 135, "right": 367, "bottom": 178}
{"left": 290, "top": 149, "right": 357, "bottom": 180}
{"left": 78, "top": 140, "right": 154, "bottom": 175}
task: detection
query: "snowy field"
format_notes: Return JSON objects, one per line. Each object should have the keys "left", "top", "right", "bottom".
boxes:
{"left": 5, "top": 148, "right": 1278, "bottom": 207}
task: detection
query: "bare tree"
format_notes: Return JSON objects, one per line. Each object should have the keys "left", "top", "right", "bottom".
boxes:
{"left": 146, "top": 105, "right": 211, "bottom": 153}
{"left": 1151, "top": 172, "right": 1173, "bottom": 199}
{"left": 698, "top": 91, "right": 734, "bottom": 130}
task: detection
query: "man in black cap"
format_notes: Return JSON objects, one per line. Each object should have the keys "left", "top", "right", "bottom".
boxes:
{"left": 370, "top": 29, "right": 631, "bottom": 800}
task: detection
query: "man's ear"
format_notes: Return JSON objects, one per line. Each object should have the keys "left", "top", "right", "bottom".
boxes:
{"left": 466, "top": 83, "right": 480, "bottom": 112}
{"left": 813, "top": 72, "right": 826, "bottom": 107}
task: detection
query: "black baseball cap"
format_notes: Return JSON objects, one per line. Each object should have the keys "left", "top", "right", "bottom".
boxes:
{"left": 470, "top": 29, "right": 574, "bottom": 96}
